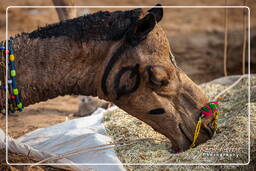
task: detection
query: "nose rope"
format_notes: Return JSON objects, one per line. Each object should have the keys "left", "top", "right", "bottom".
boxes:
{"left": 190, "top": 101, "right": 219, "bottom": 148}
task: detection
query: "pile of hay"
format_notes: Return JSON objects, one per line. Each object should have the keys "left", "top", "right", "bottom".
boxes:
{"left": 104, "top": 75, "right": 256, "bottom": 170}
{"left": 0, "top": 149, "right": 72, "bottom": 171}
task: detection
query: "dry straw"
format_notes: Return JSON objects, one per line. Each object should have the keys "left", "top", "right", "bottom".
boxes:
{"left": 31, "top": 137, "right": 168, "bottom": 167}
{"left": 30, "top": 76, "right": 254, "bottom": 170}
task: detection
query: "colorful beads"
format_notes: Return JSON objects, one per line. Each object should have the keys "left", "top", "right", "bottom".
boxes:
{"left": 11, "top": 70, "right": 16, "bottom": 77}
{"left": 9, "top": 54, "right": 15, "bottom": 61}
{"left": 5, "top": 49, "right": 9, "bottom": 54}
{"left": 13, "top": 88, "right": 19, "bottom": 95}
{"left": 17, "top": 103, "right": 22, "bottom": 108}
{"left": 0, "top": 37, "right": 24, "bottom": 114}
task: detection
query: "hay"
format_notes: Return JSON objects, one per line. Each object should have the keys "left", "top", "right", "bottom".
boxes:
{"left": 104, "top": 75, "right": 256, "bottom": 170}
{"left": 0, "top": 149, "right": 72, "bottom": 171}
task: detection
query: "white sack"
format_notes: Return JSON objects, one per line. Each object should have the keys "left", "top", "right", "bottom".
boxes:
{"left": 0, "top": 128, "right": 84, "bottom": 171}
{"left": 1, "top": 107, "right": 126, "bottom": 171}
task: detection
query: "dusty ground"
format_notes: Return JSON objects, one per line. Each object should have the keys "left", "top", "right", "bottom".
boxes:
{"left": 0, "top": 96, "right": 78, "bottom": 138}
{"left": 0, "top": 0, "right": 255, "bottom": 170}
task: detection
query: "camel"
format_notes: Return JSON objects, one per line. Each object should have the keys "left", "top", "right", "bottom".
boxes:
{"left": 52, "top": 0, "right": 112, "bottom": 116}
{"left": 0, "top": 5, "right": 216, "bottom": 152}
{"left": 52, "top": 0, "right": 77, "bottom": 21}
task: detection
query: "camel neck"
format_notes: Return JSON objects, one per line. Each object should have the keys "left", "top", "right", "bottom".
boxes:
{"left": 7, "top": 34, "right": 111, "bottom": 106}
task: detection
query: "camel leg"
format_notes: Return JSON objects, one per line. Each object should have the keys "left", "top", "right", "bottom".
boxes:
{"left": 52, "top": 0, "right": 77, "bottom": 20}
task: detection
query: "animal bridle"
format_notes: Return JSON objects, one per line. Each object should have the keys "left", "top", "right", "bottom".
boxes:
{"left": 190, "top": 101, "right": 220, "bottom": 148}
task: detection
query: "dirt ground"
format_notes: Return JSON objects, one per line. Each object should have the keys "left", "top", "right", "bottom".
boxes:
{"left": 0, "top": 0, "right": 256, "bottom": 170}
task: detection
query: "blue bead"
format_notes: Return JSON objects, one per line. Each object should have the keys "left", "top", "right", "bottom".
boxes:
{"left": 0, "top": 46, "right": 5, "bottom": 50}
{"left": 4, "top": 85, "right": 8, "bottom": 89}
{"left": 11, "top": 62, "right": 15, "bottom": 68}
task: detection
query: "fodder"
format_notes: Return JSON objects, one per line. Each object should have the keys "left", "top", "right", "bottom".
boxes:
{"left": 104, "top": 75, "right": 256, "bottom": 171}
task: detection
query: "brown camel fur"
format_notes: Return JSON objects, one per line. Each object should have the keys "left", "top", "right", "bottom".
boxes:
{"left": 1, "top": 5, "right": 215, "bottom": 152}
{"left": 51, "top": 0, "right": 112, "bottom": 117}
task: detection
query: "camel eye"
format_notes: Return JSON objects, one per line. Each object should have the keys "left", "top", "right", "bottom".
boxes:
{"left": 114, "top": 64, "right": 140, "bottom": 100}
{"left": 146, "top": 65, "right": 169, "bottom": 87}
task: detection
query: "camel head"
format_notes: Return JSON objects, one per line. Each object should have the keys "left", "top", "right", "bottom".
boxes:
{"left": 98, "top": 5, "right": 215, "bottom": 152}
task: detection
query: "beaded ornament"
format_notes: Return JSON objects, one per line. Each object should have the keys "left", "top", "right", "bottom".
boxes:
{"left": 0, "top": 37, "right": 23, "bottom": 114}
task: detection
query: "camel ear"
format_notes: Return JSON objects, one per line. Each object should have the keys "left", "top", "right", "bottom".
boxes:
{"left": 126, "top": 13, "right": 156, "bottom": 46}
{"left": 148, "top": 4, "right": 163, "bottom": 22}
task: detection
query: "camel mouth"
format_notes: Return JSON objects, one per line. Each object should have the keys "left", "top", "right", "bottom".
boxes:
{"left": 179, "top": 123, "right": 193, "bottom": 144}
{"left": 202, "top": 124, "right": 215, "bottom": 138}
{"left": 177, "top": 118, "right": 214, "bottom": 151}
{"left": 173, "top": 90, "right": 216, "bottom": 147}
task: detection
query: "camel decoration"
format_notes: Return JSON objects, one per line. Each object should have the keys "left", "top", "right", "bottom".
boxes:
{"left": 0, "top": 5, "right": 217, "bottom": 152}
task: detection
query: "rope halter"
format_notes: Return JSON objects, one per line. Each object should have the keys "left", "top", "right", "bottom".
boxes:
{"left": 190, "top": 101, "right": 219, "bottom": 148}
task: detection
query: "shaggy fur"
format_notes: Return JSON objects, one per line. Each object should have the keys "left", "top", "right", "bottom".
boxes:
{"left": 28, "top": 9, "right": 142, "bottom": 41}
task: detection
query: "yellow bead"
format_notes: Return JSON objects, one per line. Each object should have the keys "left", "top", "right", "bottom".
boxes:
{"left": 17, "top": 103, "right": 22, "bottom": 108}
{"left": 9, "top": 54, "right": 15, "bottom": 61}
{"left": 11, "top": 70, "right": 16, "bottom": 77}
{"left": 13, "top": 88, "right": 18, "bottom": 95}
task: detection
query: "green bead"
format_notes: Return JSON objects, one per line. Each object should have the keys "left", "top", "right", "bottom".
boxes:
{"left": 202, "top": 106, "right": 210, "bottom": 113}
{"left": 13, "top": 88, "right": 18, "bottom": 95}
{"left": 17, "top": 103, "right": 22, "bottom": 108}
{"left": 11, "top": 70, "right": 16, "bottom": 77}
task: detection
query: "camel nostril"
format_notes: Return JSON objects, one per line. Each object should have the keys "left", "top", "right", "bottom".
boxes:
{"left": 148, "top": 108, "right": 165, "bottom": 115}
